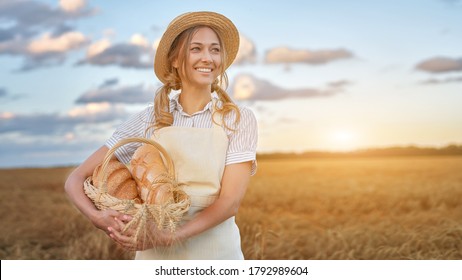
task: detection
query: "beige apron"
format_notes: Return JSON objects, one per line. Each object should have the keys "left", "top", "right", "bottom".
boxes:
{"left": 135, "top": 103, "right": 244, "bottom": 260}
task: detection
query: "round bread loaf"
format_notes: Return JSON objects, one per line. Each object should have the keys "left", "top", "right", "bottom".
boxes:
{"left": 92, "top": 158, "right": 140, "bottom": 200}
{"left": 129, "top": 144, "right": 174, "bottom": 205}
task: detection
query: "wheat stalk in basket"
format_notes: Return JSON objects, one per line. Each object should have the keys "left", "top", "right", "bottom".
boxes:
{"left": 84, "top": 137, "right": 190, "bottom": 244}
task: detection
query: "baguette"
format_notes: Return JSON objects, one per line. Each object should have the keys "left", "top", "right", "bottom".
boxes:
{"left": 129, "top": 144, "right": 174, "bottom": 205}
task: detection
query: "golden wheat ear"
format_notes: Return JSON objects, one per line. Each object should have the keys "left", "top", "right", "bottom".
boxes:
{"left": 83, "top": 137, "right": 190, "bottom": 246}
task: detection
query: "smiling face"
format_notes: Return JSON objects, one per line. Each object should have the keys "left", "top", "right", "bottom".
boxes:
{"left": 172, "top": 26, "right": 223, "bottom": 91}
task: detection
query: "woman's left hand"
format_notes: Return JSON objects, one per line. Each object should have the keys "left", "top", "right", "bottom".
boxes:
{"left": 108, "top": 216, "right": 176, "bottom": 251}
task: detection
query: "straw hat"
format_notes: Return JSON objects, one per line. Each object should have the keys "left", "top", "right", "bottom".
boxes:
{"left": 154, "top": 11, "right": 240, "bottom": 84}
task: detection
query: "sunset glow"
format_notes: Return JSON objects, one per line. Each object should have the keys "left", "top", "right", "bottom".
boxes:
{"left": 1, "top": 0, "right": 461, "bottom": 167}
{"left": 329, "top": 130, "right": 358, "bottom": 151}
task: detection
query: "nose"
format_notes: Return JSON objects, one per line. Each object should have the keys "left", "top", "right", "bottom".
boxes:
{"left": 201, "top": 50, "right": 213, "bottom": 63}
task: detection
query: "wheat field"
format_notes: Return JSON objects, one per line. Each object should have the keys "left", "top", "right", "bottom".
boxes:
{"left": 1, "top": 156, "right": 461, "bottom": 259}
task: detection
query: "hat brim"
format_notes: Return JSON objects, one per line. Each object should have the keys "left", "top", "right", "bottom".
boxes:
{"left": 154, "top": 11, "right": 240, "bottom": 84}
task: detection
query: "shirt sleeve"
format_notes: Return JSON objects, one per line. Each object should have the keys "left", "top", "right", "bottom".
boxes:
{"left": 225, "top": 106, "right": 258, "bottom": 176}
{"left": 105, "top": 106, "right": 154, "bottom": 164}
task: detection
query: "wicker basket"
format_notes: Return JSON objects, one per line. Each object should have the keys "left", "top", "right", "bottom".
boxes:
{"left": 84, "top": 137, "right": 190, "bottom": 242}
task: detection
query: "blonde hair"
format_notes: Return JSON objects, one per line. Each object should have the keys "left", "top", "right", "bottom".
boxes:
{"left": 151, "top": 25, "right": 240, "bottom": 133}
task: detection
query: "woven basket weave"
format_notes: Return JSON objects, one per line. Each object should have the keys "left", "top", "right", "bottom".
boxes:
{"left": 84, "top": 137, "right": 190, "bottom": 242}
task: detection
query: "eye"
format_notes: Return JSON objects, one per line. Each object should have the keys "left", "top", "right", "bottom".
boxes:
{"left": 190, "top": 46, "right": 200, "bottom": 51}
{"left": 211, "top": 47, "right": 221, "bottom": 53}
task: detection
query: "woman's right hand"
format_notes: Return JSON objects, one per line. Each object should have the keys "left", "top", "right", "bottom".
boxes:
{"left": 108, "top": 217, "right": 175, "bottom": 251}
{"left": 90, "top": 209, "right": 128, "bottom": 235}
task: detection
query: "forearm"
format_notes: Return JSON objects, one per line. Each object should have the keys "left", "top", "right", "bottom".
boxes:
{"left": 64, "top": 145, "right": 109, "bottom": 223}
{"left": 64, "top": 170, "right": 99, "bottom": 221}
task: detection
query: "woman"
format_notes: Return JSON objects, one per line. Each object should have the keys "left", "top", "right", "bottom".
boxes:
{"left": 65, "top": 11, "right": 257, "bottom": 260}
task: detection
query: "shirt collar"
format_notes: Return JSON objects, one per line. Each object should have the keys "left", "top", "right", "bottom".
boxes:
{"left": 169, "top": 90, "right": 220, "bottom": 114}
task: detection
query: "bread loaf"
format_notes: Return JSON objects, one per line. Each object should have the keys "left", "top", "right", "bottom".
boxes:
{"left": 92, "top": 158, "right": 140, "bottom": 200}
{"left": 129, "top": 144, "right": 174, "bottom": 205}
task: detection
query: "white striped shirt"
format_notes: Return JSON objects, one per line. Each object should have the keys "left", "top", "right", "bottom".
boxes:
{"left": 105, "top": 91, "right": 258, "bottom": 175}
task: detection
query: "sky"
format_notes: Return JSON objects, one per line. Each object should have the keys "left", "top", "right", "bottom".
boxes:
{"left": 1, "top": 0, "right": 461, "bottom": 168}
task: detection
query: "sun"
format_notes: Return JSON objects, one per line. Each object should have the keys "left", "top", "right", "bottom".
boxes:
{"left": 328, "top": 129, "right": 359, "bottom": 151}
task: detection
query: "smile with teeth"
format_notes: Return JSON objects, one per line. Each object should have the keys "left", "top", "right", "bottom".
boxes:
{"left": 196, "top": 68, "right": 212, "bottom": 73}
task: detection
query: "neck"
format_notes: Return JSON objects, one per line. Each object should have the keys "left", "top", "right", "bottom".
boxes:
{"left": 179, "top": 85, "right": 212, "bottom": 115}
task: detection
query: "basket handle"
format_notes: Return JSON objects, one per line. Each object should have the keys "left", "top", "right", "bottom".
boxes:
{"left": 97, "top": 137, "right": 175, "bottom": 193}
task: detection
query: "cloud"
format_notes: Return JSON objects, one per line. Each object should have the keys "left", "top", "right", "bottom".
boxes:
{"left": 130, "top": 33, "right": 150, "bottom": 48}
{"left": 230, "top": 73, "right": 350, "bottom": 101}
{"left": 0, "top": 0, "right": 95, "bottom": 36}
{"left": 27, "top": 31, "right": 88, "bottom": 54}
{"left": 103, "top": 29, "right": 116, "bottom": 38}
{"left": 0, "top": 103, "right": 128, "bottom": 136}
{"left": 59, "top": 0, "right": 86, "bottom": 12}
{"left": 6, "top": 30, "right": 90, "bottom": 71}
{"left": 265, "top": 47, "right": 354, "bottom": 65}
{"left": 0, "top": 135, "right": 104, "bottom": 167}
{"left": 76, "top": 80, "right": 155, "bottom": 104}
{"left": 0, "top": 87, "right": 25, "bottom": 101}
{"left": 0, "top": 96, "right": 130, "bottom": 167}
{"left": 0, "top": 0, "right": 96, "bottom": 70}
{"left": 234, "top": 34, "right": 257, "bottom": 65}
{"left": 86, "top": 38, "right": 111, "bottom": 57}
{"left": 78, "top": 33, "right": 154, "bottom": 69}
{"left": 77, "top": 42, "right": 154, "bottom": 69}
{"left": 0, "top": 112, "right": 133, "bottom": 168}
{"left": 420, "top": 76, "right": 462, "bottom": 84}
{"left": 0, "top": 98, "right": 129, "bottom": 168}
{"left": 415, "top": 57, "right": 462, "bottom": 73}
{"left": 98, "top": 78, "right": 119, "bottom": 88}
{"left": 328, "top": 80, "right": 351, "bottom": 89}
